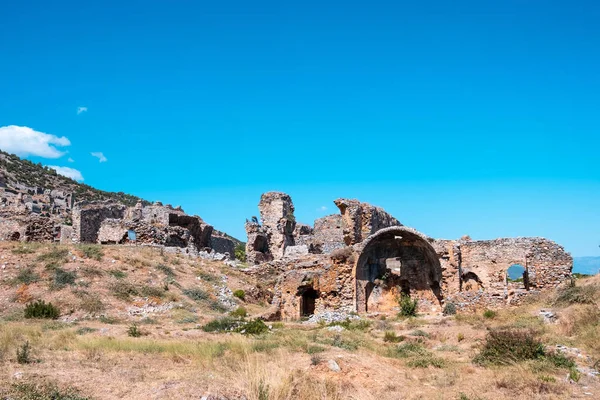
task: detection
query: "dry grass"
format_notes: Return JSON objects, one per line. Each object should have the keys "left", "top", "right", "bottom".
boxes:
{"left": 1, "top": 242, "right": 599, "bottom": 399}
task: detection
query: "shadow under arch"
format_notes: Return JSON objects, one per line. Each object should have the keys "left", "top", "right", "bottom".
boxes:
{"left": 353, "top": 226, "right": 443, "bottom": 312}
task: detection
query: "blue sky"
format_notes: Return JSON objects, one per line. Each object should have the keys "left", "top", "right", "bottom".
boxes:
{"left": 0, "top": 1, "right": 598, "bottom": 256}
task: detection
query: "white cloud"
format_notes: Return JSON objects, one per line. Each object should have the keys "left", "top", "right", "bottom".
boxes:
{"left": 91, "top": 152, "right": 107, "bottom": 162}
{"left": 0, "top": 125, "right": 70, "bottom": 158}
{"left": 67, "top": 157, "right": 74, "bottom": 163}
{"left": 77, "top": 106, "right": 88, "bottom": 115}
{"left": 47, "top": 166, "right": 84, "bottom": 181}
{"left": 318, "top": 206, "right": 328, "bottom": 211}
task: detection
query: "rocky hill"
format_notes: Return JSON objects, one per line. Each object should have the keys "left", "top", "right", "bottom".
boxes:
{"left": 0, "top": 150, "right": 145, "bottom": 206}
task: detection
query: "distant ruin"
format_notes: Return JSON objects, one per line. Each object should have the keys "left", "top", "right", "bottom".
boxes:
{"left": 0, "top": 179, "right": 235, "bottom": 259}
{"left": 244, "top": 191, "right": 573, "bottom": 320}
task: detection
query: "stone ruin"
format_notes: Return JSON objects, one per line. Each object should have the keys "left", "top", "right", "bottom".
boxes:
{"left": 0, "top": 179, "right": 236, "bottom": 259}
{"left": 244, "top": 192, "right": 573, "bottom": 320}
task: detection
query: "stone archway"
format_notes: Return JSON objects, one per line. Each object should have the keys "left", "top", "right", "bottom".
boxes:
{"left": 354, "top": 226, "right": 443, "bottom": 313}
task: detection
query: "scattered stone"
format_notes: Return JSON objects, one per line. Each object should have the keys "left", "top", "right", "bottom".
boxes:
{"left": 327, "top": 359, "right": 341, "bottom": 372}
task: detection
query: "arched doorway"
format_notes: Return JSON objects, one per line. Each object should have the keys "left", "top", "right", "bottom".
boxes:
{"left": 507, "top": 264, "right": 528, "bottom": 290}
{"left": 297, "top": 286, "right": 319, "bottom": 317}
{"left": 354, "top": 227, "right": 443, "bottom": 313}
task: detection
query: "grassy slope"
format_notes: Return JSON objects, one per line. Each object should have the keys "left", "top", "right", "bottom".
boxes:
{"left": 0, "top": 242, "right": 599, "bottom": 399}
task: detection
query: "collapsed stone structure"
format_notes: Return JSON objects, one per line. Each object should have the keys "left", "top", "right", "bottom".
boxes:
{"left": 0, "top": 178, "right": 235, "bottom": 258}
{"left": 245, "top": 192, "right": 573, "bottom": 320}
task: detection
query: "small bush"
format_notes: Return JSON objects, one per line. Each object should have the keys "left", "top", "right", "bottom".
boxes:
{"left": 24, "top": 300, "right": 60, "bottom": 319}
{"left": 233, "top": 289, "right": 246, "bottom": 301}
{"left": 127, "top": 324, "right": 142, "bottom": 337}
{"left": 202, "top": 316, "right": 242, "bottom": 333}
{"left": 110, "top": 281, "right": 139, "bottom": 300}
{"left": 398, "top": 294, "right": 418, "bottom": 317}
{"left": 310, "top": 354, "right": 322, "bottom": 366}
{"left": 384, "top": 331, "right": 405, "bottom": 343}
{"left": 140, "top": 285, "right": 165, "bottom": 298}
{"left": 108, "top": 269, "right": 126, "bottom": 279}
{"left": 457, "top": 333, "right": 465, "bottom": 342}
{"left": 483, "top": 309, "right": 497, "bottom": 319}
{"left": 76, "top": 327, "right": 97, "bottom": 335}
{"left": 410, "top": 329, "right": 430, "bottom": 338}
{"left": 328, "top": 318, "right": 371, "bottom": 331}
{"left": 238, "top": 318, "right": 268, "bottom": 335}
{"left": 15, "top": 267, "right": 40, "bottom": 285}
{"left": 443, "top": 302, "right": 457, "bottom": 316}
{"left": 36, "top": 247, "right": 69, "bottom": 263}
{"left": 156, "top": 264, "right": 175, "bottom": 277}
{"left": 183, "top": 288, "right": 210, "bottom": 301}
{"left": 234, "top": 244, "right": 246, "bottom": 262}
{"left": 474, "top": 328, "right": 544, "bottom": 365}
{"left": 5, "top": 382, "right": 89, "bottom": 400}
{"left": 16, "top": 341, "right": 32, "bottom": 364}
{"left": 197, "top": 271, "right": 219, "bottom": 283}
{"left": 406, "top": 355, "right": 446, "bottom": 368}
{"left": 78, "top": 244, "right": 103, "bottom": 261}
{"left": 554, "top": 285, "right": 598, "bottom": 306}
{"left": 78, "top": 294, "right": 105, "bottom": 314}
{"left": 230, "top": 306, "right": 248, "bottom": 318}
{"left": 53, "top": 268, "right": 77, "bottom": 288}
{"left": 387, "top": 342, "right": 428, "bottom": 359}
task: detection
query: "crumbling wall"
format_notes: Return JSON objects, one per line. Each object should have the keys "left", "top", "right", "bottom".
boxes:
{"left": 245, "top": 192, "right": 296, "bottom": 264}
{"left": 334, "top": 198, "right": 402, "bottom": 245}
{"left": 72, "top": 203, "right": 126, "bottom": 243}
{"left": 211, "top": 233, "right": 236, "bottom": 259}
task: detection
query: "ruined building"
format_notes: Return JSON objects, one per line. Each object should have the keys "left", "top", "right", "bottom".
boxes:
{"left": 245, "top": 192, "right": 573, "bottom": 320}
{"left": 0, "top": 174, "right": 235, "bottom": 258}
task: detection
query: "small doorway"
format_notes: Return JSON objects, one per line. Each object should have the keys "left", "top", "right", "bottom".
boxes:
{"left": 299, "top": 287, "right": 318, "bottom": 317}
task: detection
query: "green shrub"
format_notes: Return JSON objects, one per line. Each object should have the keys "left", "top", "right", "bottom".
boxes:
{"left": 202, "top": 316, "right": 242, "bottom": 332}
{"left": 197, "top": 271, "right": 219, "bottom": 283}
{"left": 53, "top": 268, "right": 76, "bottom": 288}
{"left": 398, "top": 294, "right": 418, "bottom": 317}
{"left": 78, "top": 244, "right": 103, "bottom": 261}
{"left": 410, "top": 329, "right": 430, "bottom": 338}
{"left": 36, "top": 247, "right": 69, "bottom": 263}
{"left": 183, "top": 288, "right": 210, "bottom": 301}
{"left": 474, "top": 328, "right": 544, "bottom": 365}
{"left": 15, "top": 267, "right": 40, "bottom": 284}
{"left": 383, "top": 331, "right": 405, "bottom": 343}
{"left": 140, "top": 285, "right": 165, "bottom": 298}
{"left": 230, "top": 306, "right": 248, "bottom": 318}
{"left": 156, "top": 264, "right": 175, "bottom": 277}
{"left": 24, "top": 300, "right": 60, "bottom": 319}
{"left": 108, "top": 269, "right": 126, "bottom": 279}
{"left": 406, "top": 354, "right": 446, "bottom": 368}
{"left": 238, "top": 318, "right": 268, "bottom": 335}
{"left": 76, "top": 327, "right": 97, "bottom": 335}
{"left": 443, "top": 302, "right": 457, "bottom": 316}
{"left": 483, "top": 309, "right": 497, "bottom": 319}
{"left": 233, "top": 289, "right": 246, "bottom": 301}
{"left": 78, "top": 294, "right": 105, "bottom": 314}
{"left": 234, "top": 244, "right": 246, "bottom": 262}
{"left": 387, "top": 342, "right": 428, "bottom": 359}
{"left": 127, "top": 324, "right": 142, "bottom": 337}
{"left": 328, "top": 318, "right": 371, "bottom": 331}
{"left": 16, "top": 341, "right": 32, "bottom": 364}
{"left": 109, "top": 281, "right": 139, "bottom": 300}
{"left": 554, "top": 285, "right": 598, "bottom": 305}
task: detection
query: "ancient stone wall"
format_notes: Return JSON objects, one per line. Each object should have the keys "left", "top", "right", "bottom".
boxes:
{"left": 334, "top": 198, "right": 402, "bottom": 245}
{"left": 245, "top": 192, "right": 296, "bottom": 264}
{"left": 72, "top": 203, "right": 126, "bottom": 243}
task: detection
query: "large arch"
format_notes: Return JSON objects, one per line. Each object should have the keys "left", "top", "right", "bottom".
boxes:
{"left": 354, "top": 226, "right": 443, "bottom": 313}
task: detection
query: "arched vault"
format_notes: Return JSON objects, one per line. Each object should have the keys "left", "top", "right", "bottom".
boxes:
{"left": 353, "top": 226, "right": 443, "bottom": 312}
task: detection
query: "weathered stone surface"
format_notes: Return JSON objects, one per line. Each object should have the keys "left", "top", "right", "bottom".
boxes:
{"left": 245, "top": 192, "right": 296, "bottom": 264}
{"left": 334, "top": 198, "right": 402, "bottom": 245}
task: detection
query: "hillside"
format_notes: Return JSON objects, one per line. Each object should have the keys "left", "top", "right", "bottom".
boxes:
{"left": 0, "top": 241, "right": 599, "bottom": 399}
{"left": 0, "top": 150, "right": 145, "bottom": 207}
